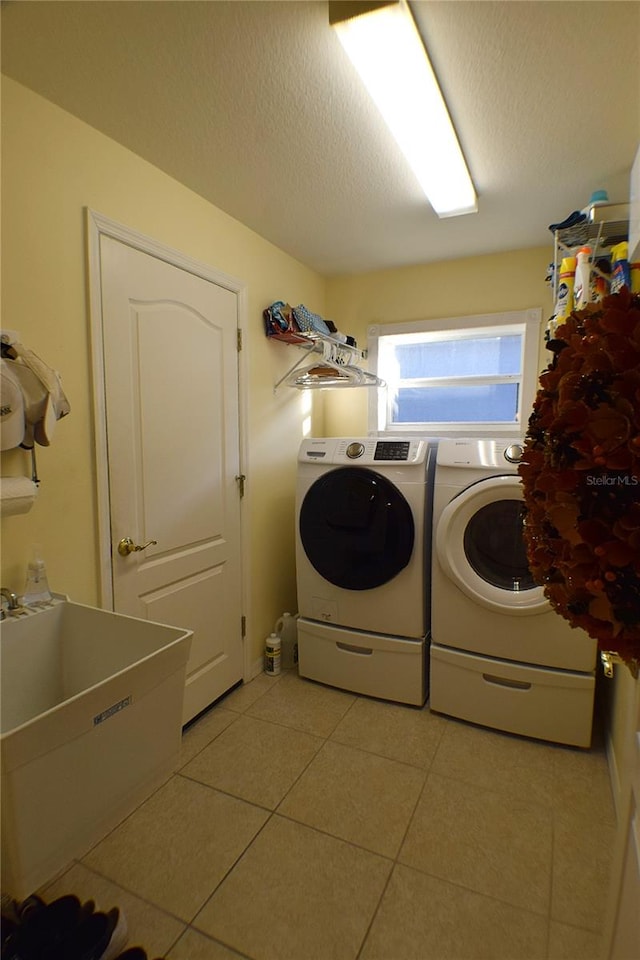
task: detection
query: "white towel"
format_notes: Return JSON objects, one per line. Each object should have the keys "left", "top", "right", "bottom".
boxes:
{"left": 0, "top": 476, "right": 38, "bottom": 516}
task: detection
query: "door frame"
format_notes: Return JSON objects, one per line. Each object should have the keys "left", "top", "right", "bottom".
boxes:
{"left": 85, "top": 208, "right": 252, "bottom": 682}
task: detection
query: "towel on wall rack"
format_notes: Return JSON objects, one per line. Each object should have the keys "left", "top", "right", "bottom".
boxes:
{"left": 0, "top": 360, "right": 25, "bottom": 450}
{"left": 0, "top": 341, "right": 70, "bottom": 449}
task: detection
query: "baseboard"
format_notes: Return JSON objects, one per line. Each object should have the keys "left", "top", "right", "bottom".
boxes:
{"left": 250, "top": 654, "right": 265, "bottom": 680}
{"left": 605, "top": 727, "right": 623, "bottom": 821}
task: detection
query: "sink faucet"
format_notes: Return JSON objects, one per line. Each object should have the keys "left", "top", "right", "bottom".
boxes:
{"left": 0, "top": 588, "right": 20, "bottom": 620}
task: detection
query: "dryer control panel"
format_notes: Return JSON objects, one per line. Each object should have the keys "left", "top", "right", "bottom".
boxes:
{"left": 299, "top": 437, "right": 428, "bottom": 465}
{"left": 436, "top": 438, "right": 525, "bottom": 469}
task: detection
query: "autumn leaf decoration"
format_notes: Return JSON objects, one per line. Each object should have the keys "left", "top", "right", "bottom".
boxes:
{"left": 519, "top": 288, "right": 640, "bottom": 674}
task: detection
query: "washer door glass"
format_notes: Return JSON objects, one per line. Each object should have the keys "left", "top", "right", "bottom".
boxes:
{"left": 300, "top": 467, "right": 414, "bottom": 590}
{"left": 464, "top": 499, "right": 537, "bottom": 591}
{"left": 436, "top": 475, "right": 547, "bottom": 614}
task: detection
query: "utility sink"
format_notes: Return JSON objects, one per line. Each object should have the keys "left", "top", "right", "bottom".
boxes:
{"left": 0, "top": 596, "right": 192, "bottom": 897}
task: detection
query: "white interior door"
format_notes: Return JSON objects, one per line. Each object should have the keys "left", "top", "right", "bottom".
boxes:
{"left": 99, "top": 234, "right": 243, "bottom": 724}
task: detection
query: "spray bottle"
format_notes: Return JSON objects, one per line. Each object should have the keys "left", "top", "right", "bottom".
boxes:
{"left": 574, "top": 246, "right": 593, "bottom": 309}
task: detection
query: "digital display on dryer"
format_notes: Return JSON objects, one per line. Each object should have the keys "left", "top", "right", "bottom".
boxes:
{"left": 374, "top": 441, "right": 410, "bottom": 461}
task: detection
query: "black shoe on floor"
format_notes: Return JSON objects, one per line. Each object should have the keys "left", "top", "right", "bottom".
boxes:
{"left": 2, "top": 895, "right": 95, "bottom": 960}
{"left": 62, "top": 907, "right": 128, "bottom": 960}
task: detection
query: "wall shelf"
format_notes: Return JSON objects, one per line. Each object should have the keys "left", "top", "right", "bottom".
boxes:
{"left": 268, "top": 329, "right": 385, "bottom": 391}
{"left": 551, "top": 215, "right": 628, "bottom": 301}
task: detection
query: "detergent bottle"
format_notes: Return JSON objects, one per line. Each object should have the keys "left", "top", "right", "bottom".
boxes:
{"left": 264, "top": 633, "right": 281, "bottom": 676}
{"left": 610, "top": 242, "right": 631, "bottom": 294}
{"left": 275, "top": 612, "right": 298, "bottom": 669}
{"left": 548, "top": 256, "right": 576, "bottom": 336}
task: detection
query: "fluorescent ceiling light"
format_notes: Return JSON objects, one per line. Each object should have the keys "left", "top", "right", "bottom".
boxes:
{"left": 332, "top": 1, "right": 477, "bottom": 218}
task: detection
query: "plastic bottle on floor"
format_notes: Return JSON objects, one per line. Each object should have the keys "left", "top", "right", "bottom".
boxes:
{"left": 264, "top": 633, "right": 281, "bottom": 676}
{"left": 275, "top": 612, "right": 298, "bottom": 669}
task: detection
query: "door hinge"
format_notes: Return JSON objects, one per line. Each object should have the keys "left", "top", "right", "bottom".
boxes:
{"left": 237, "top": 328, "right": 243, "bottom": 351}
{"left": 235, "top": 473, "right": 246, "bottom": 497}
{"left": 241, "top": 615, "right": 246, "bottom": 638}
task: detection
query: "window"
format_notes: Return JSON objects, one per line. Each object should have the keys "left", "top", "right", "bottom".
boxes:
{"left": 368, "top": 309, "right": 542, "bottom": 437}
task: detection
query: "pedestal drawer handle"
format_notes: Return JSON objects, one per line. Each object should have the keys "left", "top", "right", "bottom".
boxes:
{"left": 482, "top": 673, "right": 532, "bottom": 691}
{"left": 336, "top": 642, "right": 373, "bottom": 656}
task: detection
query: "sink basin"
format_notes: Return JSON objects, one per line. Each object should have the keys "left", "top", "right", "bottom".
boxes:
{"left": 1, "top": 597, "right": 192, "bottom": 897}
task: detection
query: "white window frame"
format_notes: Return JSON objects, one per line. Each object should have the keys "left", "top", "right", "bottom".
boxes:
{"left": 368, "top": 308, "right": 542, "bottom": 438}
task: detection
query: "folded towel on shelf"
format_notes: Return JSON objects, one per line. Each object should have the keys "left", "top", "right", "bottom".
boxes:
{"left": 292, "top": 304, "right": 331, "bottom": 336}
{"left": 264, "top": 301, "right": 297, "bottom": 335}
{"left": 548, "top": 211, "right": 587, "bottom": 233}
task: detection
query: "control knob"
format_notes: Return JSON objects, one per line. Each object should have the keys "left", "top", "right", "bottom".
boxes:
{"left": 504, "top": 443, "right": 524, "bottom": 464}
{"left": 346, "top": 442, "right": 365, "bottom": 459}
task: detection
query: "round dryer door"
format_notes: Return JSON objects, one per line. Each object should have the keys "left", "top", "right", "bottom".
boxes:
{"left": 299, "top": 467, "right": 414, "bottom": 590}
{"left": 436, "top": 475, "right": 547, "bottom": 614}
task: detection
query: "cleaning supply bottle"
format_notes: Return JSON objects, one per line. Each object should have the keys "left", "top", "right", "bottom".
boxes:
{"left": 548, "top": 256, "right": 576, "bottom": 336}
{"left": 610, "top": 242, "right": 631, "bottom": 294}
{"left": 22, "top": 544, "right": 52, "bottom": 604}
{"left": 574, "top": 246, "right": 593, "bottom": 309}
{"left": 275, "top": 612, "right": 298, "bottom": 669}
{"left": 264, "top": 633, "right": 281, "bottom": 676}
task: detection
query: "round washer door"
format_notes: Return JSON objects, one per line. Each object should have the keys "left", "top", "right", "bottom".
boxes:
{"left": 436, "top": 475, "right": 547, "bottom": 615}
{"left": 299, "top": 467, "right": 415, "bottom": 590}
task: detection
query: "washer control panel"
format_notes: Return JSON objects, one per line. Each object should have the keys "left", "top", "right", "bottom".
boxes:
{"left": 373, "top": 441, "right": 411, "bottom": 461}
{"left": 299, "top": 437, "right": 428, "bottom": 465}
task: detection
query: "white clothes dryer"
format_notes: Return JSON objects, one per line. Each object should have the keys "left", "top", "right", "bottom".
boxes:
{"left": 296, "top": 436, "right": 436, "bottom": 706}
{"left": 430, "top": 438, "right": 597, "bottom": 746}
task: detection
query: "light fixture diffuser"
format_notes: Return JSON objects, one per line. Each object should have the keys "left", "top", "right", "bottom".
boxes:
{"left": 332, "top": 0, "right": 477, "bottom": 218}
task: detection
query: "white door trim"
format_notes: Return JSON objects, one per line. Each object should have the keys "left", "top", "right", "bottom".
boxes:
{"left": 85, "top": 208, "right": 252, "bottom": 682}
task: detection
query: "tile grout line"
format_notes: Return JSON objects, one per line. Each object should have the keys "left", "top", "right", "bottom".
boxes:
{"left": 186, "top": 806, "right": 277, "bottom": 958}
{"left": 354, "top": 742, "right": 440, "bottom": 960}
{"left": 180, "top": 688, "right": 358, "bottom": 955}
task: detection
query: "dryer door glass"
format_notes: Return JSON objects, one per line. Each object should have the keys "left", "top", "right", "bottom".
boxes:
{"left": 299, "top": 467, "right": 415, "bottom": 590}
{"left": 463, "top": 500, "right": 536, "bottom": 592}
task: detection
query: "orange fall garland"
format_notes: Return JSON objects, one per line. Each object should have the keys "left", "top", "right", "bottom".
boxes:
{"left": 519, "top": 288, "right": 640, "bottom": 673}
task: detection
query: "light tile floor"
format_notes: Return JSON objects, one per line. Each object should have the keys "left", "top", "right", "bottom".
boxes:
{"left": 41, "top": 670, "right": 616, "bottom": 960}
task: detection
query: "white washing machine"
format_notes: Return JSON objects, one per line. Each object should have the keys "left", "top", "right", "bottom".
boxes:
{"left": 430, "top": 437, "right": 597, "bottom": 747}
{"left": 296, "top": 436, "right": 436, "bottom": 706}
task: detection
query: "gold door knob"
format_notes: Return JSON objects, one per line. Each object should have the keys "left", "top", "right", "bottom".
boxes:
{"left": 117, "top": 537, "right": 158, "bottom": 557}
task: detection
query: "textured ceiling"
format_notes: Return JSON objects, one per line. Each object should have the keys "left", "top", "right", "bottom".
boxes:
{"left": 2, "top": 0, "right": 639, "bottom": 275}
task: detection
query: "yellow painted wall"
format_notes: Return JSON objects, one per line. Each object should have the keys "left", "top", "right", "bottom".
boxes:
{"left": 323, "top": 249, "right": 553, "bottom": 436}
{"left": 1, "top": 77, "right": 324, "bottom": 662}
{"left": 2, "top": 84, "right": 635, "bottom": 782}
